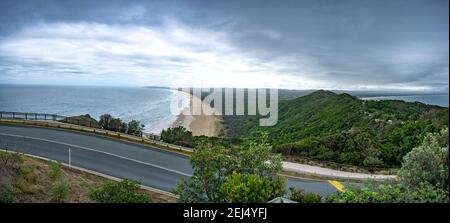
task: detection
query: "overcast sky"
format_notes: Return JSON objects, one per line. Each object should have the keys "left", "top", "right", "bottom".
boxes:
{"left": 0, "top": 0, "right": 448, "bottom": 91}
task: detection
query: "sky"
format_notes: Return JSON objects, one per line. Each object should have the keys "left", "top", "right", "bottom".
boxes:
{"left": 0, "top": 0, "right": 448, "bottom": 92}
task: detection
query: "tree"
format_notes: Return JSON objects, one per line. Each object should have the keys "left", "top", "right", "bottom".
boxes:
{"left": 127, "top": 120, "right": 144, "bottom": 136}
{"left": 110, "top": 117, "right": 125, "bottom": 132}
{"left": 329, "top": 128, "right": 449, "bottom": 203}
{"left": 99, "top": 114, "right": 113, "bottom": 129}
{"left": 174, "top": 133, "right": 284, "bottom": 203}
{"left": 174, "top": 145, "right": 232, "bottom": 203}
{"left": 401, "top": 182, "right": 448, "bottom": 203}
{"left": 161, "top": 126, "right": 194, "bottom": 147}
{"left": 89, "top": 179, "right": 151, "bottom": 203}
{"left": 98, "top": 113, "right": 127, "bottom": 132}
{"left": 220, "top": 173, "right": 285, "bottom": 203}
{"left": 399, "top": 128, "right": 449, "bottom": 190}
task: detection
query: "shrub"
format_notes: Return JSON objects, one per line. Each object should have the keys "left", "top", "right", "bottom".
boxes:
{"left": 89, "top": 179, "right": 151, "bottom": 203}
{"left": 399, "top": 128, "right": 448, "bottom": 190}
{"left": 127, "top": 120, "right": 145, "bottom": 136}
{"left": 327, "top": 184, "right": 402, "bottom": 203}
{"left": 48, "top": 160, "right": 62, "bottom": 181}
{"left": 289, "top": 188, "right": 322, "bottom": 203}
{"left": 0, "top": 151, "right": 23, "bottom": 203}
{"left": 0, "top": 184, "right": 15, "bottom": 203}
{"left": 220, "top": 173, "right": 285, "bottom": 203}
{"left": 50, "top": 181, "right": 70, "bottom": 203}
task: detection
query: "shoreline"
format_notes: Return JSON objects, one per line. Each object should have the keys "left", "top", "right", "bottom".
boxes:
{"left": 171, "top": 92, "right": 223, "bottom": 137}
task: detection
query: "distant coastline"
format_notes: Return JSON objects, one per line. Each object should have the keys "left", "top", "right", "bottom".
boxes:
{"left": 360, "top": 94, "right": 449, "bottom": 107}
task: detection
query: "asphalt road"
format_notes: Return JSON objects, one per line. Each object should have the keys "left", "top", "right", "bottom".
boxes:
{"left": 0, "top": 124, "right": 337, "bottom": 197}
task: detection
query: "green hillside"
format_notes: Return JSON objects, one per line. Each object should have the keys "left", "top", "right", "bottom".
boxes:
{"left": 223, "top": 90, "right": 448, "bottom": 168}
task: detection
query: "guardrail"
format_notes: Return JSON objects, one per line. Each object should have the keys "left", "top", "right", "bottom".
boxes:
{"left": 0, "top": 111, "right": 65, "bottom": 121}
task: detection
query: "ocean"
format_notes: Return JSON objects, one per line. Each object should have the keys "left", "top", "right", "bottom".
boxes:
{"left": 361, "top": 94, "right": 449, "bottom": 107}
{"left": 1, "top": 85, "right": 448, "bottom": 134}
{"left": 0, "top": 85, "right": 189, "bottom": 134}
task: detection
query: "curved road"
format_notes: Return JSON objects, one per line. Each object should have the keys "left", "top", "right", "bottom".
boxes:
{"left": 0, "top": 124, "right": 337, "bottom": 197}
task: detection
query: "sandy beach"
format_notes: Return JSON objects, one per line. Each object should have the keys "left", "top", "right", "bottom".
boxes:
{"left": 172, "top": 92, "right": 223, "bottom": 137}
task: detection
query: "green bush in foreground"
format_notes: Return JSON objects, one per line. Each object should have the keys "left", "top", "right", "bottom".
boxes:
{"left": 174, "top": 133, "right": 284, "bottom": 203}
{"left": 50, "top": 181, "right": 70, "bottom": 203}
{"left": 399, "top": 128, "right": 449, "bottom": 190}
{"left": 220, "top": 173, "right": 285, "bottom": 203}
{"left": 327, "top": 184, "right": 403, "bottom": 203}
{"left": 0, "top": 184, "right": 16, "bottom": 203}
{"left": 327, "top": 183, "right": 448, "bottom": 203}
{"left": 89, "top": 179, "right": 151, "bottom": 203}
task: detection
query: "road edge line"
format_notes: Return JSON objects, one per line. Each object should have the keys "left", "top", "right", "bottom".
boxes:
{"left": 0, "top": 149, "right": 178, "bottom": 198}
{"left": 0, "top": 132, "right": 192, "bottom": 177}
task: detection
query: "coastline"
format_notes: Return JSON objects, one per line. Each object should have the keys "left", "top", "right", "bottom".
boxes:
{"left": 171, "top": 92, "right": 223, "bottom": 137}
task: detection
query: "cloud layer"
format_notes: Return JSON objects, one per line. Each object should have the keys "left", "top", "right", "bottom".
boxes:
{"left": 0, "top": 0, "right": 448, "bottom": 92}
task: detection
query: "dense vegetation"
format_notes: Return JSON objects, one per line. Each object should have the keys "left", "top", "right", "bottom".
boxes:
{"left": 223, "top": 90, "right": 448, "bottom": 168}
{"left": 89, "top": 179, "right": 151, "bottom": 203}
{"left": 173, "top": 133, "right": 285, "bottom": 203}
{"left": 329, "top": 129, "right": 449, "bottom": 203}
{"left": 62, "top": 113, "right": 145, "bottom": 136}
{"left": 173, "top": 129, "right": 449, "bottom": 203}
{"left": 161, "top": 126, "right": 240, "bottom": 148}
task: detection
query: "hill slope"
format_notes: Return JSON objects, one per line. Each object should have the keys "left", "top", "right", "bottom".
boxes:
{"left": 223, "top": 90, "right": 448, "bottom": 168}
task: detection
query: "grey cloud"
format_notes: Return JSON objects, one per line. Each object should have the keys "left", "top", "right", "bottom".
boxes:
{"left": 0, "top": 0, "right": 448, "bottom": 91}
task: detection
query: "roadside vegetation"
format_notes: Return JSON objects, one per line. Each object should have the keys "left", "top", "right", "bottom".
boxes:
{"left": 89, "top": 179, "right": 151, "bottom": 203}
{"left": 174, "top": 132, "right": 286, "bottom": 203}
{"left": 328, "top": 128, "right": 449, "bottom": 203}
{"left": 62, "top": 113, "right": 145, "bottom": 136}
{"left": 161, "top": 126, "right": 239, "bottom": 148}
{"left": 173, "top": 128, "right": 449, "bottom": 203}
{"left": 0, "top": 151, "right": 174, "bottom": 203}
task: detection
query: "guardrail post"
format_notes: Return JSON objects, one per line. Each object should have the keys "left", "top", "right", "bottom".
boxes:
{"left": 13, "top": 112, "right": 15, "bottom": 119}
{"left": 0, "top": 112, "right": 2, "bottom": 119}
{"left": 25, "top": 113, "right": 27, "bottom": 120}
{"left": 35, "top": 114, "right": 37, "bottom": 120}
{"left": 44, "top": 114, "right": 47, "bottom": 120}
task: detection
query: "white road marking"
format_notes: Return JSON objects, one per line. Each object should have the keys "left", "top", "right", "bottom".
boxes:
{"left": 0, "top": 132, "right": 192, "bottom": 177}
{"left": 0, "top": 148, "right": 178, "bottom": 197}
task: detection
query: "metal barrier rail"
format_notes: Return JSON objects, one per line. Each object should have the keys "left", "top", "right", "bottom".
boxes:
{"left": 0, "top": 111, "right": 65, "bottom": 121}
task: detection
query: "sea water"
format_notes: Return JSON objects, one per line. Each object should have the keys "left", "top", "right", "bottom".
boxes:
{"left": 1, "top": 85, "right": 448, "bottom": 134}
{"left": 361, "top": 94, "right": 449, "bottom": 107}
{"left": 0, "top": 84, "right": 189, "bottom": 134}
